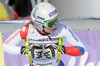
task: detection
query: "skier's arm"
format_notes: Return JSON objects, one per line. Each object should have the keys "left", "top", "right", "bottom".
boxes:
{"left": 62, "top": 26, "right": 85, "bottom": 56}
{"left": 2, "top": 24, "right": 29, "bottom": 55}
{"left": 2, "top": 29, "right": 22, "bottom": 55}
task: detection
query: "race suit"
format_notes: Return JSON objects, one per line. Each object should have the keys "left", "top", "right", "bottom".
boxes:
{"left": 3, "top": 23, "right": 85, "bottom": 66}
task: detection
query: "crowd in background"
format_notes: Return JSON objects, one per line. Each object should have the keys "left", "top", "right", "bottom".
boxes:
{"left": 0, "top": 0, "right": 48, "bottom": 20}
{"left": 7, "top": 0, "right": 32, "bottom": 17}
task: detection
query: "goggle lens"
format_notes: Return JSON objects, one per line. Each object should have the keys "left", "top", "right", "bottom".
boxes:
{"left": 48, "top": 19, "right": 58, "bottom": 28}
{"left": 45, "top": 16, "right": 59, "bottom": 29}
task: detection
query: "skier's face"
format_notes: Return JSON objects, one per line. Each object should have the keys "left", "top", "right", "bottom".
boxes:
{"left": 44, "top": 25, "right": 56, "bottom": 34}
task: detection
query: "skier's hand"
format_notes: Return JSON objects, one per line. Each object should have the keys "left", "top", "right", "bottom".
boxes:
{"left": 20, "top": 46, "right": 27, "bottom": 55}
{"left": 58, "top": 45, "right": 65, "bottom": 54}
{"left": 20, "top": 45, "right": 32, "bottom": 55}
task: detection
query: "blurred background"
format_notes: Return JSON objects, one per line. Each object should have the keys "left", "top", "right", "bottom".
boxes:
{"left": 0, "top": 0, "right": 100, "bottom": 66}
{"left": 0, "top": 0, "right": 100, "bottom": 33}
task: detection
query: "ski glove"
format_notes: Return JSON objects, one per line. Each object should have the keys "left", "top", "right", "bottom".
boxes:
{"left": 20, "top": 45, "right": 32, "bottom": 55}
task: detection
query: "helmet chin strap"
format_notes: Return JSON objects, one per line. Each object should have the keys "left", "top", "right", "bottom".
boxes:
{"left": 42, "top": 26, "right": 52, "bottom": 40}
{"left": 42, "top": 26, "right": 50, "bottom": 34}
{"left": 36, "top": 26, "right": 50, "bottom": 36}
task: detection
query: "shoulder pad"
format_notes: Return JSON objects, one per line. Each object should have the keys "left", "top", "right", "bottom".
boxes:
{"left": 20, "top": 24, "right": 29, "bottom": 39}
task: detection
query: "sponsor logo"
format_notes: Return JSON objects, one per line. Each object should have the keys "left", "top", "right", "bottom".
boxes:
{"left": 37, "top": 62, "right": 52, "bottom": 65}
{"left": 37, "top": 16, "right": 45, "bottom": 20}
{"left": 35, "top": 19, "right": 44, "bottom": 25}
{"left": 20, "top": 27, "right": 26, "bottom": 32}
{"left": 29, "top": 37, "right": 60, "bottom": 42}
{"left": 5, "top": 31, "right": 20, "bottom": 44}
{"left": 68, "top": 28, "right": 79, "bottom": 42}
{"left": 65, "top": 27, "right": 67, "bottom": 29}
{"left": 49, "top": 9, "right": 57, "bottom": 17}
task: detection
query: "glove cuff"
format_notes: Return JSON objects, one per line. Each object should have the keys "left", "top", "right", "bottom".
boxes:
{"left": 62, "top": 46, "right": 65, "bottom": 54}
{"left": 20, "top": 46, "right": 26, "bottom": 55}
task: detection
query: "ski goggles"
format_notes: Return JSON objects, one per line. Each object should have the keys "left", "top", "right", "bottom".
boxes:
{"left": 45, "top": 15, "right": 59, "bottom": 29}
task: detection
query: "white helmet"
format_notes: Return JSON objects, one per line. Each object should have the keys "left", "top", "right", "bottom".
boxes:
{"left": 30, "top": 2, "right": 59, "bottom": 31}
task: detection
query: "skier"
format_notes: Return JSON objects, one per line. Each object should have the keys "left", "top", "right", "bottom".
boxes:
{"left": 3, "top": 2, "right": 85, "bottom": 66}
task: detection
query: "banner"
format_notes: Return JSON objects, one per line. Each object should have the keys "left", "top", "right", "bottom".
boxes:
{"left": 2, "top": 33, "right": 29, "bottom": 66}
{"left": 0, "top": 32, "right": 5, "bottom": 66}
{"left": 2, "top": 30, "right": 100, "bottom": 66}
{"left": 61, "top": 30, "right": 100, "bottom": 66}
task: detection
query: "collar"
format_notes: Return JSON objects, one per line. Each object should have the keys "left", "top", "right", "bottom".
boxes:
{"left": 36, "top": 29, "right": 48, "bottom": 36}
